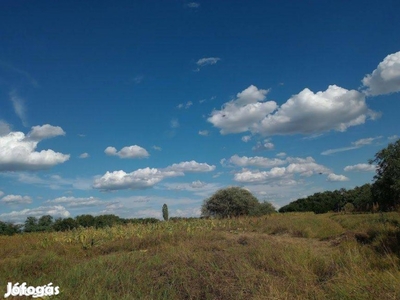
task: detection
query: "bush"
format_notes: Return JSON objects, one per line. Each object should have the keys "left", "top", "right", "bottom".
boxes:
{"left": 249, "top": 201, "right": 276, "bottom": 216}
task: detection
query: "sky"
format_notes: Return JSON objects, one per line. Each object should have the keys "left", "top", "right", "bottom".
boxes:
{"left": 0, "top": 0, "right": 399, "bottom": 222}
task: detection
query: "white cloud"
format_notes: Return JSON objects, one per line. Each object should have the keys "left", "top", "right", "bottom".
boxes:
{"left": 388, "top": 135, "right": 399, "bottom": 141}
{"left": 186, "top": 2, "right": 200, "bottom": 8}
{"left": 9, "top": 90, "right": 28, "bottom": 126}
{"left": 46, "top": 196, "right": 104, "bottom": 208}
{"left": 233, "top": 156, "right": 330, "bottom": 183}
{"left": 3, "top": 172, "right": 93, "bottom": 190}
{"left": 362, "top": 51, "right": 400, "bottom": 96}
{"left": 0, "top": 205, "right": 70, "bottom": 223}
{"left": 165, "top": 160, "right": 216, "bottom": 172}
{"left": 0, "top": 120, "right": 11, "bottom": 136}
{"left": 321, "top": 136, "right": 382, "bottom": 155}
{"left": 327, "top": 173, "right": 349, "bottom": 182}
{"left": 276, "top": 152, "right": 286, "bottom": 158}
{"left": 242, "top": 135, "right": 252, "bottom": 142}
{"left": 27, "top": 124, "right": 66, "bottom": 141}
{"left": 79, "top": 152, "right": 89, "bottom": 159}
{"left": 190, "top": 180, "right": 207, "bottom": 188}
{"left": 170, "top": 119, "right": 180, "bottom": 128}
{"left": 254, "top": 85, "right": 377, "bottom": 135}
{"left": 344, "top": 163, "right": 376, "bottom": 172}
{"left": 93, "top": 161, "right": 215, "bottom": 191}
{"left": 0, "top": 128, "right": 70, "bottom": 171}
{"left": 198, "top": 130, "right": 209, "bottom": 136}
{"left": 208, "top": 85, "right": 277, "bottom": 134}
{"left": 1, "top": 194, "right": 32, "bottom": 204}
{"left": 196, "top": 57, "right": 220, "bottom": 67}
{"left": 93, "top": 168, "right": 183, "bottom": 191}
{"left": 252, "top": 140, "right": 274, "bottom": 151}
{"left": 153, "top": 145, "right": 162, "bottom": 151}
{"left": 228, "top": 155, "right": 286, "bottom": 168}
{"left": 104, "top": 145, "right": 149, "bottom": 159}
{"left": 177, "top": 101, "right": 193, "bottom": 109}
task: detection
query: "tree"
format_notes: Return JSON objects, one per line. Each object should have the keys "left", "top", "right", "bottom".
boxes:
{"left": 38, "top": 215, "right": 54, "bottom": 231}
{"left": 75, "top": 214, "right": 96, "bottom": 227}
{"left": 369, "top": 139, "right": 400, "bottom": 210}
{"left": 201, "top": 187, "right": 260, "bottom": 218}
{"left": 162, "top": 204, "right": 169, "bottom": 221}
{"left": 53, "top": 218, "right": 79, "bottom": 232}
{"left": 24, "top": 216, "right": 39, "bottom": 233}
{"left": 249, "top": 201, "right": 276, "bottom": 216}
{"left": 0, "top": 221, "right": 21, "bottom": 236}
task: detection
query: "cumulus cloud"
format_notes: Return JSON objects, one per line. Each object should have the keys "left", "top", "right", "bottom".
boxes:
{"left": 9, "top": 90, "right": 28, "bottom": 126}
{"left": 27, "top": 124, "right": 65, "bottom": 141}
{"left": 208, "top": 85, "right": 277, "bottom": 134}
{"left": 255, "top": 85, "right": 377, "bottom": 135}
{"left": 1, "top": 194, "right": 32, "bottom": 204}
{"left": 46, "top": 196, "right": 104, "bottom": 208}
{"left": 228, "top": 155, "right": 286, "bottom": 168}
{"left": 276, "top": 152, "right": 287, "bottom": 158}
{"left": 362, "top": 51, "right": 400, "bottom": 96}
{"left": 198, "top": 130, "right": 209, "bottom": 136}
{"left": 388, "top": 135, "right": 399, "bottom": 141}
{"left": 327, "top": 173, "right": 349, "bottom": 182}
{"left": 0, "top": 120, "right": 11, "bottom": 136}
{"left": 233, "top": 156, "right": 330, "bottom": 184}
{"left": 105, "top": 145, "right": 149, "bottom": 159}
{"left": 165, "top": 160, "right": 216, "bottom": 172}
{"left": 0, "top": 127, "right": 70, "bottom": 171}
{"left": 93, "top": 168, "right": 184, "bottom": 191}
{"left": 79, "top": 153, "right": 89, "bottom": 159}
{"left": 153, "top": 145, "right": 162, "bottom": 151}
{"left": 196, "top": 57, "right": 220, "bottom": 67}
{"left": 209, "top": 85, "right": 378, "bottom": 136}
{"left": 344, "top": 163, "right": 376, "bottom": 172}
{"left": 93, "top": 161, "right": 215, "bottom": 191}
{"left": 0, "top": 205, "right": 70, "bottom": 223}
{"left": 252, "top": 140, "right": 274, "bottom": 151}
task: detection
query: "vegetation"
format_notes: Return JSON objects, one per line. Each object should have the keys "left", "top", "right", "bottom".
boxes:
{"left": 370, "top": 138, "right": 400, "bottom": 210}
{"left": 162, "top": 203, "right": 169, "bottom": 221}
{"left": 0, "top": 213, "right": 399, "bottom": 299}
{"left": 201, "top": 186, "right": 275, "bottom": 218}
{"left": 279, "top": 184, "right": 373, "bottom": 213}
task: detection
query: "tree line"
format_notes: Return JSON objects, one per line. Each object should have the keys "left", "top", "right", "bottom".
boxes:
{"left": 280, "top": 139, "right": 400, "bottom": 214}
{"left": 0, "top": 214, "right": 160, "bottom": 236}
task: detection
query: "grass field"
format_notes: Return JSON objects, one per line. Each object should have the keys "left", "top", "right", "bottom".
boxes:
{"left": 1, "top": 212, "right": 399, "bottom": 299}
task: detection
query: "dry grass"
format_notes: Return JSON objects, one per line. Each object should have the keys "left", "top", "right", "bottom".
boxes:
{"left": 1, "top": 212, "right": 399, "bottom": 299}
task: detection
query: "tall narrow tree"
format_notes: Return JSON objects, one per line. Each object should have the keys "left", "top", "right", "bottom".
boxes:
{"left": 162, "top": 204, "right": 169, "bottom": 221}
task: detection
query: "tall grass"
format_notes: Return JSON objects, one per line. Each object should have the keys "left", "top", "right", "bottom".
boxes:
{"left": 0, "top": 212, "right": 399, "bottom": 299}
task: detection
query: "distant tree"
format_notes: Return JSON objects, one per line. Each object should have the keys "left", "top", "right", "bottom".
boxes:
{"left": 94, "top": 214, "right": 122, "bottom": 228}
{"left": 75, "top": 214, "right": 96, "bottom": 227}
{"left": 0, "top": 221, "right": 21, "bottom": 236}
{"left": 53, "top": 218, "right": 79, "bottom": 232}
{"left": 38, "top": 215, "right": 54, "bottom": 231}
{"left": 24, "top": 216, "right": 39, "bottom": 233}
{"left": 201, "top": 187, "right": 259, "bottom": 218}
{"left": 369, "top": 139, "right": 400, "bottom": 210}
{"left": 249, "top": 201, "right": 276, "bottom": 216}
{"left": 162, "top": 204, "right": 169, "bottom": 221}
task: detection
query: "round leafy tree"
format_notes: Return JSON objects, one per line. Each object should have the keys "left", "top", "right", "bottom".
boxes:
{"left": 201, "top": 186, "right": 260, "bottom": 218}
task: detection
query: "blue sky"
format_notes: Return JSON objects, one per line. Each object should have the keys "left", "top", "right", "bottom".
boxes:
{"left": 0, "top": 0, "right": 399, "bottom": 222}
